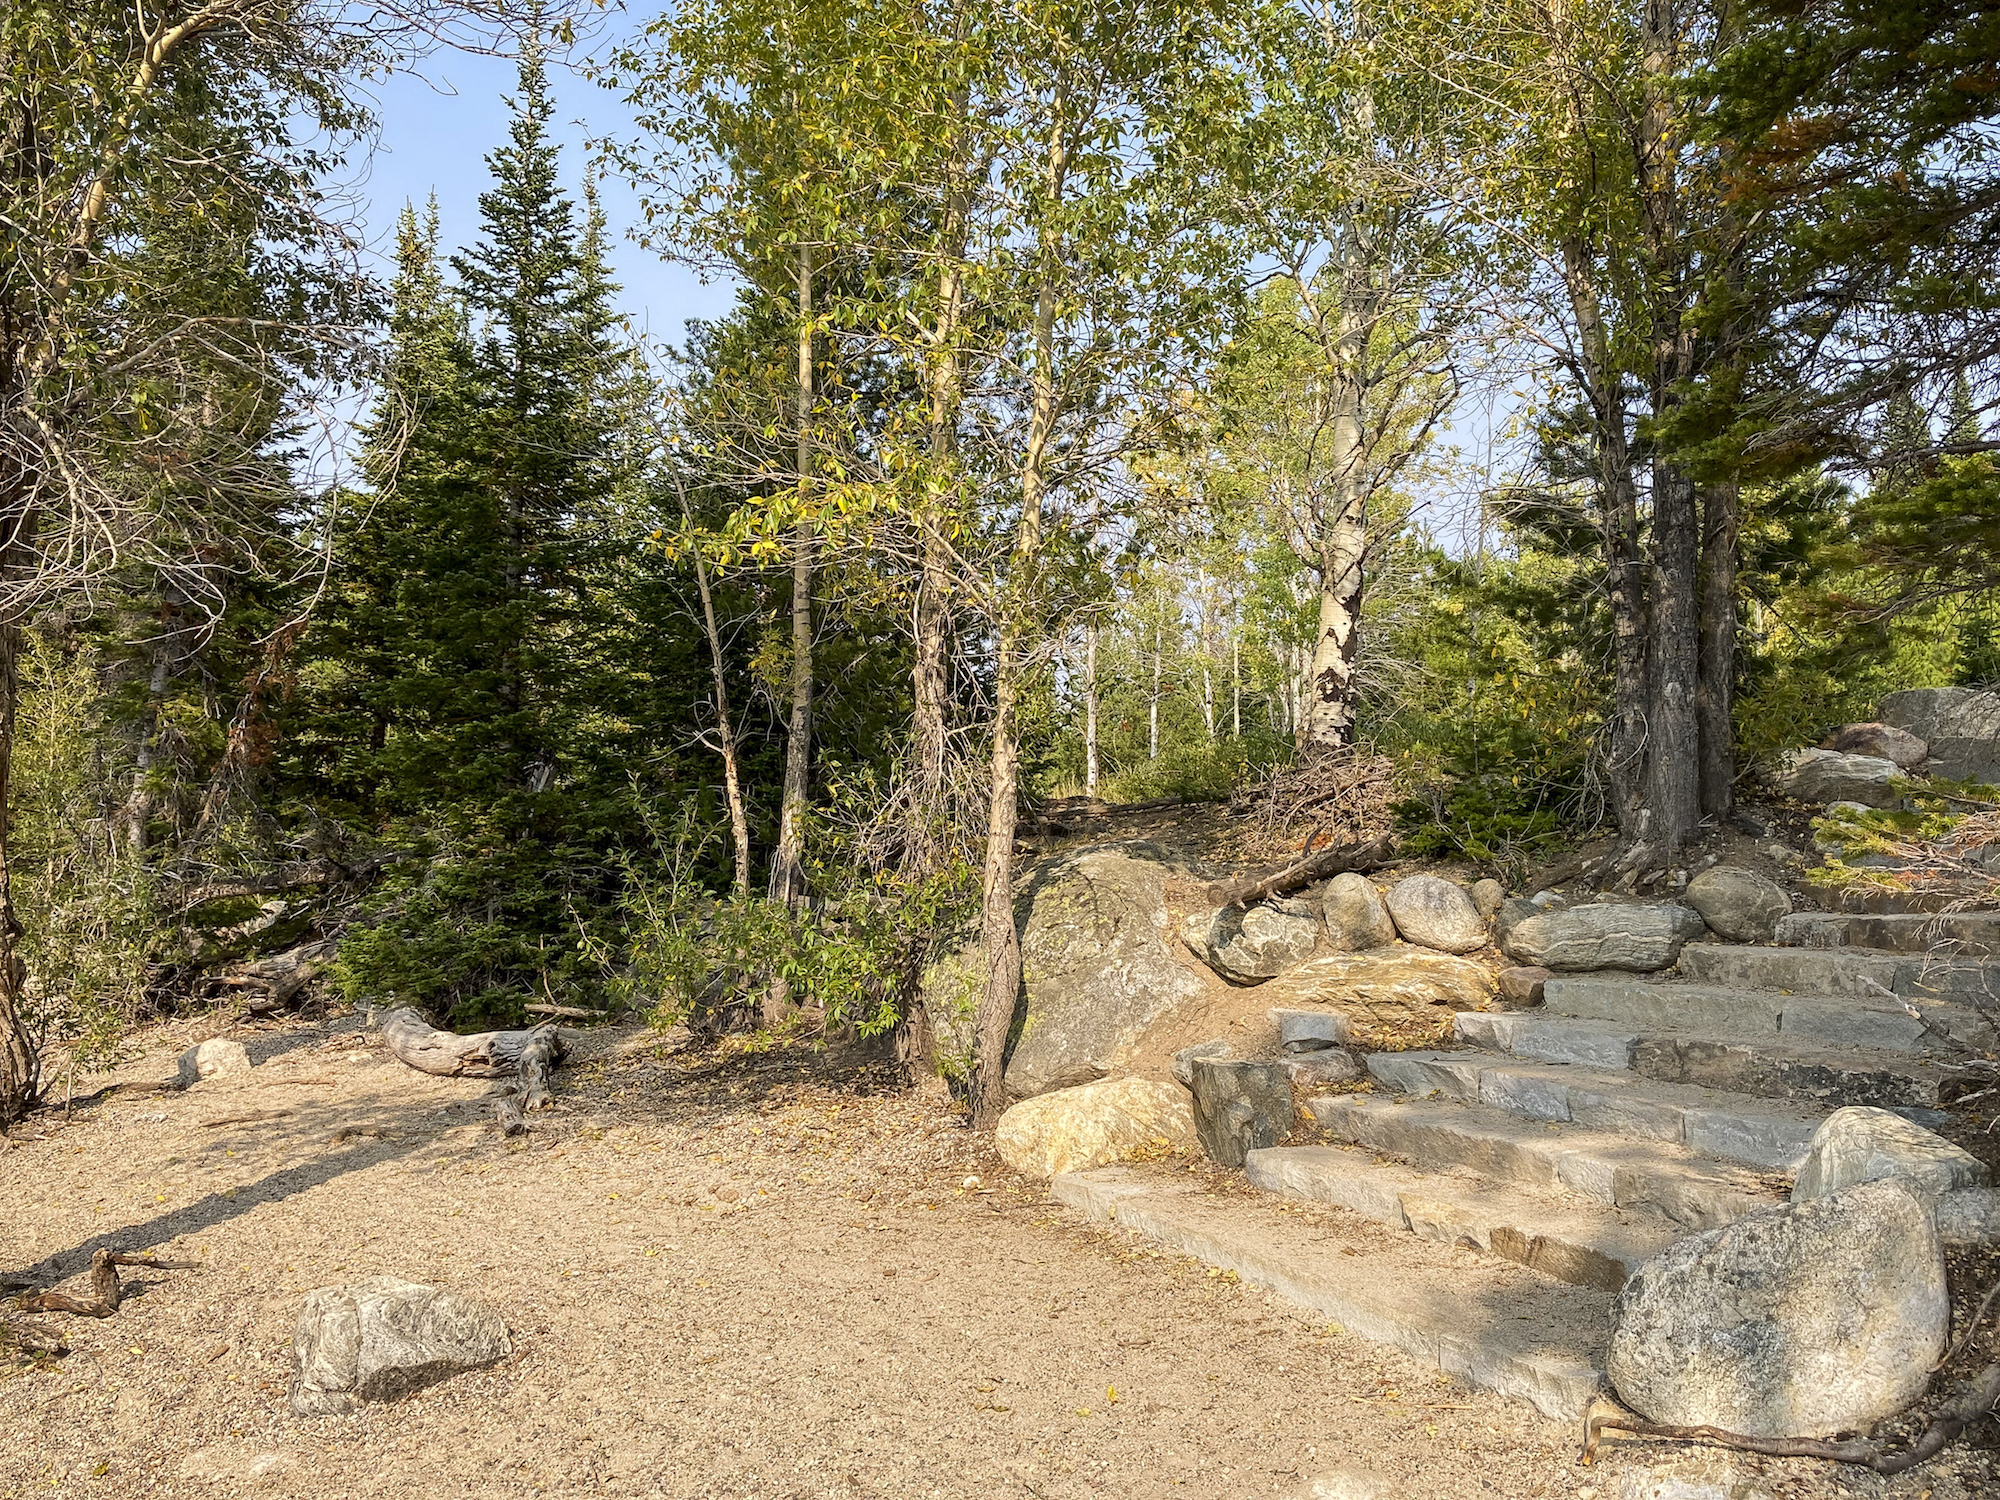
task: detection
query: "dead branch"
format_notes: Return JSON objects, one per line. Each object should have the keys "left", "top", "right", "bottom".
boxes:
{"left": 494, "top": 1086, "right": 528, "bottom": 1136}
{"left": 378, "top": 1007, "right": 569, "bottom": 1081}
{"left": 15, "top": 1250, "right": 199, "bottom": 1318}
{"left": 1205, "top": 834, "right": 1396, "bottom": 908}
{"left": 198, "top": 1110, "right": 292, "bottom": 1128}
{"left": 523, "top": 1003, "right": 602, "bottom": 1020}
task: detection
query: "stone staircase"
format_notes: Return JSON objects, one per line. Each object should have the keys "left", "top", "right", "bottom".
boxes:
{"left": 1054, "top": 912, "right": 1997, "bottom": 1419}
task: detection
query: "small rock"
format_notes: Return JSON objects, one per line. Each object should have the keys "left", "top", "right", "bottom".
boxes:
{"left": 1729, "top": 809, "right": 1771, "bottom": 837}
{"left": 1769, "top": 748, "right": 1905, "bottom": 808}
{"left": 1277, "top": 1048, "right": 1363, "bottom": 1088}
{"left": 1607, "top": 1177, "right": 1947, "bottom": 1439}
{"left": 1495, "top": 966, "right": 1550, "bottom": 1009}
{"left": 1503, "top": 902, "right": 1708, "bottom": 972}
{"left": 1267, "top": 1007, "right": 1351, "bottom": 1053}
{"left": 1171, "top": 1040, "right": 1233, "bottom": 1089}
{"left": 1184, "top": 900, "right": 1320, "bottom": 984}
{"left": 1821, "top": 721, "right": 1928, "bottom": 769}
{"left": 995, "top": 1078, "right": 1198, "bottom": 1178}
{"left": 177, "top": 1038, "right": 250, "bottom": 1087}
{"left": 1320, "top": 872, "right": 1396, "bottom": 952}
{"left": 1682, "top": 866, "right": 1791, "bottom": 944}
{"left": 1188, "top": 1058, "right": 1293, "bottom": 1168}
{"left": 1383, "top": 875, "right": 1488, "bottom": 954}
{"left": 1790, "top": 1105, "right": 1990, "bottom": 1207}
{"left": 1468, "top": 878, "right": 1505, "bottom": 920}
{"left": 289, "top": 1278, "right": 511, "bottom": 1416}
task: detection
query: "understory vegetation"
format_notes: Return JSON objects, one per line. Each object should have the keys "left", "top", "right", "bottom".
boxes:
{"left": 5, "top": 0, "right": 2000, "bottom": 1128}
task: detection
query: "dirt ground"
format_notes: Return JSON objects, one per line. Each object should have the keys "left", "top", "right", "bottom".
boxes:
{"left": 0, "top": 1013, "right": 1990, "bottom": 1500}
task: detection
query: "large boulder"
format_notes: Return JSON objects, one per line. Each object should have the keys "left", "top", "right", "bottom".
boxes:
{"left": 1878, "top": 686, "right": 2000, "bottom": 746}
{"left": 1189, "top": 1058, "right": 1293, "bottom": 1167}
{"left": 1494, "top": 891, "right": 1566, "bottom": 950}
{"left": 1606, "top": 1177, "right": 1948, "bottom": 1439}
{"left": 995, "top": 1077, "right": 1197, "bottom": 1178}
{"left": 1769, "top": 748, "right": 1904, "bottom": 808}
{"left": 1383, "top": 875, "right": 1487, "bottom": 954}
{"left": 289, "top": 1278, "right": 511, "bottom": 1417}
{"left": 1258, "top": 948, "right": 1496, "bottom": 1019}
{"left": 1170, "top": 1040, "right": 1232, "bottom": 1088}
{"left": 1821, "top": 722, "right": 1928, "bottom": 769}
{"left": 1683, "top": 866, "right": 1792, "bottom": 944}
{"left": 1320, "top": 873, "right": 1396, "bottom": 952}
{"left": 1790, "top": 1105, "right": 1990, "bottom": 1207}
{"left": 177, "top": 1038, "right": 251, "bottom": 1087}
{"left": 1184, "top": 899, "right": 1320, "bottom": 984}
{"left": 1502, "top": 902, "right": 1708, "bottom": 972}
{"left": 921, "top": 845, "right": 1209, "bottom": 1099}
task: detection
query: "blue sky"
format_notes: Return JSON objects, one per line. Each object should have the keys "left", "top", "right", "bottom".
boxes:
{"left": 351, "top": 39, "right": 738, "bottom": 347}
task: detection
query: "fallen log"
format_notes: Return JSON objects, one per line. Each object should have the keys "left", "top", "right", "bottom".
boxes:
{"left": 523, "top": 1002, "right": 602, "bottom": 1021}
{"left": 493, "top": 1087, "right": 528, "bottom": 1136}
{"left": 379, "top": 1008, "right": 569, "bottom": 1107}
{"left": 1204, "top": 833, "right": 1396, "bottom": 908}
{"left": 17, "top": 1250, "right": 199, "bottom": 1318}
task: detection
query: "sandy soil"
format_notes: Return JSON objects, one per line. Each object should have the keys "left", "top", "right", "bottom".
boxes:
{"left": 0, "top": 1014, "right": 1988, "bottom": 1500}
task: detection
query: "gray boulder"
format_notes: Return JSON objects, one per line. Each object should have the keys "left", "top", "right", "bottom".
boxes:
{"left": 1503, "top": 902, "right": 1708, "bottom": 972}
{"left": 1878, "top": 686, "right": 2000, "bottom": 745}
{"left": 1184, "top": 899, "right": 1320, "bottom": 984}
{"left": 1383, "top": 875, "right": 1488, "bottom": 955}
{"left": 1320, "top": 873, "right": 1396, "bottom": 952}
{"left": 1770, "top": 748, "right": 1905, "bottom": 808}
{"left": 1494, "top": 891, "right": 1566, "bottom": 950}
{"left": 1935, "top": 1188, "right": 2000, "bottom": 1248}
{"left": 922, "top": 846, "right": 1209, "bottom": 1099}
{"left": 289, "top": 1278, "right": 510, "bottom": 1416}
{"left": 1189, "top": 1058, "right": 1293, "bottom": 1167}
{"left": 1683, "top": 866, "right": 1792, "bottom": 944}
{"left": 1607, "top": 1177, "right": 1948, "bottom": 1439}
{"left": 1821, "top": 722, "right": 1928, "bottom": 769}
{"left": 1170, "top": 1040, "right": 1232, "bottom": 1088}
{"left": 1277, "top": 1048, "right": 1363, "bottom": 1088}
{"left": 1790, "top": 1105, "right": 1990, "bottom": 1207}
{"left": 177, "top": 1038, "right": 251, "bottom": 1087}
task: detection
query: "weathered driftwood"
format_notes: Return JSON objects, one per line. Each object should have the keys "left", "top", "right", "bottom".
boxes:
{"left": 17, "top": 1250, "right": 198, "bottom": 1318}
{"left": 1205, "top": 833, "right": 1396, "bottom": 909}
{"left": 523, "top": 1002, "right": 601, "bottom": 1020}
{"left": 218, "top": 939, "right": 337, "bottom": 1014}
{"left": 493, "top": 1087, "right": 528, "bottom": 1136}
{"left": 379, "top": 1007, "right": 568, "bottom": 1122}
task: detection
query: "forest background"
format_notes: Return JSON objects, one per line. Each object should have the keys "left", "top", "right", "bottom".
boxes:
{"left": 5, "top": 0, "right": 1999, "bottom": 1128}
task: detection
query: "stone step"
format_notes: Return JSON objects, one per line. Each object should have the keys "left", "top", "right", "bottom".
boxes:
{"left": 1051, "top": 1164, "right": 1607, "bottom": 1420}
{"left": 1539, "top": 973, "right": 1979, "bottom": 1053}
{"left": 1308, "top": 1094, "right": 1784, "bottom": 1230}
{"left": 1362, "top": 1051, "right": 1822, "bottom": 1170}
{"left": 1456, "top": 1010, "right": 1953, "bottom": 1110}
{"left": 1244, "top": 1143, "right": 1679, "bottom": 1291}
{"left": 1681, "top": 941, "right": 2000, "bottom": 1000}
{"left": 1774, "top": 911, "right": 2000, "bottom": 957}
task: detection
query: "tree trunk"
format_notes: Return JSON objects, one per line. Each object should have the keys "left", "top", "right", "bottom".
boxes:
{"left": 974, "top": 104, "right": 1064, "bottom": 1128}
{"left": 765, "top": 244, "right": 816, "bottom": 1025}
{"left": 682, "top": 486, "right": 751, "bottom": 894}
{"left": 1232, "top": 622, "right": 1241, "bottom": 738}
{"left": 1697, "top": 479, "right": 1739, "bottom": 819}
{"left": 1148, "top": 602, "right": 1162, "bottom": 759}
{"left": 1083, "top": 623, "right": 1099, "bottom": 798}
{"left": 0, "top": 612, "right": 36, "bottom": 1128}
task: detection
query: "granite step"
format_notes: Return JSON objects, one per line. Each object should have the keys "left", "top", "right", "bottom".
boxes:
{"left": 1539, "top": 973, "right": 1977, "bottom": 1053}
{"left": 1680, "top": 941, "right": 2000, "bottom": 1000}
{"left": 1308, "top": 1094, "right": 1784, "bottom": 1230}
{"left": 1455, "top": 1010, "right": 1954, "bottom": 1110}
{"left": 1051, "top": 1164, "right": 1608, "bottom": 1420}
{"left": 1773, "top": 911, "right": 2000, "bottom": 957}
{"left": 1362, "top": 1051, "right": 1823, "bottom": 1170}
{"left": 1244, "top": 1143, "right": 1680, "bottom": 1291}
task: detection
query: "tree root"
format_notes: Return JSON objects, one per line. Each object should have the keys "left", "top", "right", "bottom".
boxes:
{"left": 15, "top": 1249, "right": 199, "bottom": 1319}
{"left": 1582, "top": 1363, "right": 2000, "bottom": 1474}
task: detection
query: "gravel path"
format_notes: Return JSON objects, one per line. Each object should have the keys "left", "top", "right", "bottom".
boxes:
{"left": 0, "top": 1015, "right": 1978, "bottom": 1499}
